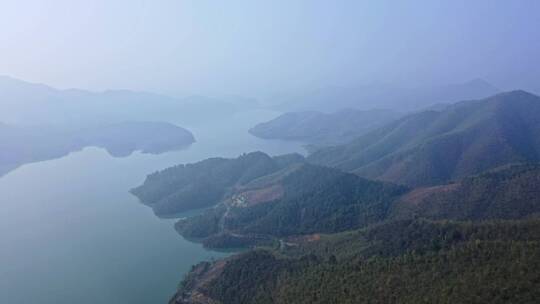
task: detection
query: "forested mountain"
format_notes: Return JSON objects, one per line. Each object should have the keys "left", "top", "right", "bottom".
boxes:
{"left": 308, "top": 90, "right": 540, "bottom": 186}
{"left": 249, "top": 109, "right": 401, "bottom": 146}
{"left": 172, "top": 219, "right": 540, "bottom": 304}
{"left": 133, "top": 147, "right": 540, "bottom": 249}
{"left": 126, "top": 91, "right": 540, "bottom": 304}
{"left": 174, "top": 163, "right": 407, "bottom": 248}
{"left": 170, "top": 164, "right": 540, "bottom": 304}
{"left": 272, "top": 79, "right": 499, "bottom": 113}
{"left": 130, "top": 152, "right": 305, "bottom": 216}
{"left": 391, "top": 163, "right": 540, "bottom": 221}
{"left": 169, "top": 160, "right": 540, "bottom": 250}
{"left": 0, "top": 121, "right": 195, "bottom": 176}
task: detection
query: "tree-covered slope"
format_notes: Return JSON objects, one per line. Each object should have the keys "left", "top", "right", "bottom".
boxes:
{"left": 308, "top": 90, "right": 540, "bottom": 186}
{"left": 392, "top": 163, "right": 540, "bottom": 221}
{"left": 249, "top": 109, "right": 400, "bottom": 146}
{"left": 130, "top": 152, "right": 305, "bottom": 216}
{"left": 174, "top": 163, "right": 408, "bottom": 247}
{"left": 172, "top": 219, "right": 540, "bottom": 304}
{"left": 169, "top": 162, "right": 540, "bottom": 304}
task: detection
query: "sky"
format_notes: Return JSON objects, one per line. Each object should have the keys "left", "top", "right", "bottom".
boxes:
{"left": 1, "top": 0, "right": 539, "bottom": 97}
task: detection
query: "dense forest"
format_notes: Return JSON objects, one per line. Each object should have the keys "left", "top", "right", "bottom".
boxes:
{"left": 172, "top": 219, "right": 540, "bottom": 304}
{"left": 130, "top": 152, "right": 304, "bottom": 216}
{"left": 174, "top": 163, "right": 407, "bottom": 248}
{"left": 174, "top": 160, "right": 540, "bottom": 250}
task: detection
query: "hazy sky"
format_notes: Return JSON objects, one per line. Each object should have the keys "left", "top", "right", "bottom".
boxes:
{"left": 1, "top": 0, "right": 539, "bottom": 96}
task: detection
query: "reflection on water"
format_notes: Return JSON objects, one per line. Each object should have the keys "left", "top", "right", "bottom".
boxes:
{"left": 0, "top": 110, "right": 305, "bottom": 304}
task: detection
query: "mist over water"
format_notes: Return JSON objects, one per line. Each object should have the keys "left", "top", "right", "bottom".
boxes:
{"left": 0, "top": 110, "right": 305, "bottom": 304}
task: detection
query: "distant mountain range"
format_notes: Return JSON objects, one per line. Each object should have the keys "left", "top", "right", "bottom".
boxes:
{"left": 272, "top": 79, "right": 499, "bottom": 113}
{"left": 0, "top": 121, "right": 194, "bottom": 176}
{"left": 308, "top": 90, "right": 540, "bottom": 186}
{"left": 0, "top": 76, "right": 238, "bottom": 125}
{"left": 249, "top": 109, "right": 401, "bottom": 147}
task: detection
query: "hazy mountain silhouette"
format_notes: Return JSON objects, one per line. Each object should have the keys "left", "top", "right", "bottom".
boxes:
{"left": 309, "top": 90, "right": 540, "bottom": 186}
{"left": 273, "top": 79, "right": 499, "bottom": 113}
{"left": 0, "top": 121, "right": 194, "bottom": 176}
{"left": 249, "top": 109, "right": 401, "bottom": 146}
{"left": 0, "top": 76, "right": 238, "bottom": 125}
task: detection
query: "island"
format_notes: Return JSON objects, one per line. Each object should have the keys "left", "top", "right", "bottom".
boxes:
{"left": 0, "top": 121, "right": 195, "bottom": 176}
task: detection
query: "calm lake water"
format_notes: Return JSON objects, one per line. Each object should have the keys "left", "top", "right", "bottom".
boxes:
{"left": 0, "top": 110, "right": 305, "bottom": 304}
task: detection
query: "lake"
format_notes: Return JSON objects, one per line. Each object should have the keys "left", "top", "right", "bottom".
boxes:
{"left": 0, "top": 110, "right": 305, "bottom": 304}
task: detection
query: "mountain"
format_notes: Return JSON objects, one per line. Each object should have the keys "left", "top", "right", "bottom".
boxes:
{"left": 172, "top": 219, "right": 540, "bottom": 304}
{"left": 130, "top": 152, "right": 305, "bottom": 216}
{"left": 170, "top": 162, "right": 540, "bottom": 303}
{"left": 131, "top": 151, "right": 407, "bottom": 246}
{"left": 0, "top": 76, "right": 238, "bottom": 125}
{"left": 272, "top": 79, "right": 499, "bottom": 113}
{"left": 169, "top": 161, "right": 540, "bottom": 251}
{"left": 249, "top": 109, "right": 401, "bottom": 147}
{"left": 174, "top": 162, "right": 407, "bottom": 248}
{"left": 0, "top": 121, "right": 194, "bottom": 176}
{"left": 126, "top": 97, "right": 540, "bottom": 302}
{"left": 392, "top": 163, "right": 540, "bottom": 221}
{"left": 308, "top": 90, "right": 540, "bottom": 186}
{"left": 133, "top": 147, "right": 540, "bottom": 251}
{"left": 82, "top": 121, "right": 195, "bottom": 156}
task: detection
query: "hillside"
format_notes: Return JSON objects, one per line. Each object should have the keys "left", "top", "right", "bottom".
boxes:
{"left": 174, "top": 163, "right": 407, "bottom": 248}
{"left": 172, "top": 219, "right": 540, "bottom": 304}
{"left": 133, "top": 152, "right": 540, "bottom": 251}
{"left": 391, "top": 163, "right": 540, "bottom": 221}
{"left": 167, "top": 162, "right": 540, "bottom": 303}
{"left": 172, "top": 161, "right": 540, "bottom": 250}
{"left": 308, "top": 90, "right": 540, "bottom": 186}
{"left": 130, "top": 152, "right": 305, "bottom": 216}
{"left": 249, "top": 109, "right": 401, "bottom": 146}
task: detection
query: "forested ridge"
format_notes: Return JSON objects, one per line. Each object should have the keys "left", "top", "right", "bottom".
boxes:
{"left": 174, "top": 163, "right": 407, "bottom": 248}
{"left": 131, "top": 152, "right": 304, "bottom": 216}
{"left": 308, "top": 90, "right": 540, "bottom": 186}
{"left": 172, "top": 219, "right": 540, "bottom": 304}
{"left": 129, "top": 91, "right": 540, "bottom": 303}
{"left": 169, "top": 161, "right": 540, "bottom": 303}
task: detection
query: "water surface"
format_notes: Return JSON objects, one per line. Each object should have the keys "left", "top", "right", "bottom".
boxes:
{"left": 0, "top": 110, "right": 305, "bottom": 304}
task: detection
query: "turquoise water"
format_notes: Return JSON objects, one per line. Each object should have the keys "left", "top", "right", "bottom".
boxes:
{"left": 0, "top": 110, "right": 305, "bottom": 304}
